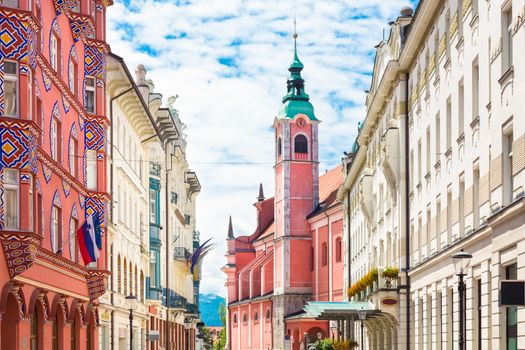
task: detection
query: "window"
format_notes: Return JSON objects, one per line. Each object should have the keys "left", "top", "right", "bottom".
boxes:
{"left": 435, "top": 114, "right": 441, "bottom": 157}
{"left": 457, "top": 0, "right": 463, "bottom": 39}
{"left": 149, "top": 189, "right": 158, "bottom": 224}
{"left": 242, "top": 313, "right": 247, "bottom": 323}
{"left": 459, "top": 176, "right": 465, "bottom": 237}
{"left": 52, "top": 317, "right": 58, "bottom": 350}
{"left": 185, "top": 214, "right": 191, "bottom": 225}
{"left": 294, "top": 134, "right": 308, "bottom": 154}
{"left": 36, "top": 98, "right": 43, "bottom": 142}
{"left": 321, "top": 242, "right": 328, "bottom": 266}
{"left": 266, "top": 309, "right": 271, "bottom": 320}
{"left": 50, "top": 33, "right": 59, "bottom": 71}
{"left": 335, "top": 237, "right": 342, "bottom": 262}
{"left": 69, "top": 218, "right": 78, "bottom": 262}
{"left": 69, "top": 138, "right": 78, "bottom": 177}
{"left": 2, "top": 0, "right": 19, "bottom": 8}
{"left": 310, "top": 246, "right": 314, "bottom": 271}
{"left": 458, "top": 80, "right": 464, "bottom": 136}
{"left": 4, "top": 169, "right": 19, "bottom": 229}
{"left": 410, "top": 150, "right": 414, "bottom": 189}
{"left": 4, "top": 61, "right": 18, "bottom": 117}
{"left": 123, "top": 258, "right": 128, "bottom": 295}
{"left": 436, "top": 198, "right": 441, "bottom": 242}
{"left": 426, "top": 128, "right": 431, "bottom": 174}
{"left": 86, "top": 150, "right": 97, "bottom": 190}
{"left": 506, "top": 264, "right": 517, "bottom": 350}
{"left": 71, "top": 313, "right": 77, "bottom": 350}
{"left": 117, "top": 255, "right": 122, "bottom": 292}
{"left": 446, "top": 97, "right": 452, "bottom": 149}
{"left": 502, "top": 130, "right": 513, "bottom": 206}
{"left": 253, "top": 311, "right": 258, "bottom": 321}
{"left": 37, "top": 193, "right": 43, "bottom": 236}
{"left": 69, "top": 56, "right": 77, "bottom": 95}
{"left": 85, "top": 77, "right": 96, "bottom": 114}
{"left": 418, "top": 140, "right": 422, "bottom": 184}
{"left": 447, "top": 187, "right": 452, "bottom": 245}
{"left": 51, "top": 206, "right": 60, "bottom": 253}
{"left": 277, "top": 137, "right": 282, "bottom": 157}
{"left": 502, "top": 5, "right": 513, "bottom": 72}
{"left": 29, "top": 176, "right": 33, "bottom": 231}
{"left": 30, "top": 306, "right": 39, "bottom": 350}
{"left": 149, "top": 251, "right": 157, "bottom": 287}
{"left": 233, "top": 313, "right": 237, "bottom": 324}
{"left": 51, "top": 117, "right": 61, "bottom": 161}
{"left": 472, "top": 60, "right": 479, "bottom": 120}
{"left": 473, "top": 166, "right": 480, "bottom": 229}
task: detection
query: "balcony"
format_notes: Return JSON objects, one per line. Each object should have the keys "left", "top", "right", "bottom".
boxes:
{"left": 173, "top": 247, "right": 190, "bottom": 261}
{"left": 163, "top": 288, "right": 187, "bottom": 310}
{"left": 348, "top": 267, "right": 399, "bottom": 304}
{"left": 186, "top": 303, "right": 198, "bottom": 315}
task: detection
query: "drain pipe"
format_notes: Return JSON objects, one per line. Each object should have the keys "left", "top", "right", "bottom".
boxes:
{"left": 404, "top": 74, "right": 411, "bottom": 350}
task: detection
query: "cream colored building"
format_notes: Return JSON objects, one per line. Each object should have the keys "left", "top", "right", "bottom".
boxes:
{"left": 339, "top": 0, "right": 525, "bottom": 349}
{"left": 101, "top": 55, "right": 201, "bottom": 350}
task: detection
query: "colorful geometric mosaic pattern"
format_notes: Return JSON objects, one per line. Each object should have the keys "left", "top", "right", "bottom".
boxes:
{"left": 86, "top": 270, "right": 109, "bottom": 301}
{"left": 0, "top": 232, "right": 40, "bottom": 278}
{"left": 0, "top": 16, "right": 29, "bottom": 61}
{"left": 84, "top": 121, "right": 105, "bottom": 150}
{"left": 62, "top": 179, "right": 71, "bottom": 197}
{"left": 84, "top": 45, "right": 104, "bottom": 79}
{"left": 69, "top": 15, "right": 95, "bottom": 42}
{"left": 0, "top": 127, "right": 32, "bottom": 170}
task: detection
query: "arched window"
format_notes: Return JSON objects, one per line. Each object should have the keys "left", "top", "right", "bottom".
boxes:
{"left": 321, "top": 242, "right": 328, "bottom": 266}
{"left": 242, "top": 313, "right": 247, "bottom": 323}
{"left": 134, "top": 265, "right": 138, "bottom": 297}
{"left": 233, "top": 313, "right": 237, "bottom": 324}
{"left": 277, "top": 137, "right": 282, "bottom": 157}
{"left": 294, "top": 134, "right": 308, "bottom": 154}
{"left": 117, "top": 255, "right": 122, "bottom": 293}
{"left": 254, "top": 311, "right": 258, "bottom": 321}
{"left": 266, "top": 308, "right": 271, "bottom": 320}
{"left": 123, "top": 258, "right": 128, "bottom": 295}
{"left": 335, "top": 237, "right": 342, "bottom": 262}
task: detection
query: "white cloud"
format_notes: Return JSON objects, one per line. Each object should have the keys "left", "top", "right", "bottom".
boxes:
{"left": 107, "top": 0, "right": 416, "bottom": 297}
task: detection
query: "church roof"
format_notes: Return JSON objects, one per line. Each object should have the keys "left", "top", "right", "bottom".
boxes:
{"left": 308, "top": 165, "right": 344, "bottom": 218}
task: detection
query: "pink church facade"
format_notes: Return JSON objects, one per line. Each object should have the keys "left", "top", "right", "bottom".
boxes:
{"left": 223, "top": 46, "right": 344, "bottom": 350}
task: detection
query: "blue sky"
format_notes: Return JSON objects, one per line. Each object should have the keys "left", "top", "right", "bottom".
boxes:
{"left": 107, "top": 0, "right": 416, "bottom": 296}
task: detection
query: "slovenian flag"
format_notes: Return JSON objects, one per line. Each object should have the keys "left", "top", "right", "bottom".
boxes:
{"left": 77, "top": 213, "right": 102, "bottom": 265}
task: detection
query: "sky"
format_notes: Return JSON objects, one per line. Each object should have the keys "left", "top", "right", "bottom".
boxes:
{"left": 107, "top": 0, "right": 416, "bottom": 297}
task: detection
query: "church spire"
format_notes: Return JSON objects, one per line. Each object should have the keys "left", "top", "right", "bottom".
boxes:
{"left": 227, "top": 215, "right": 234, "bottom": 238}
{"left": 277, "top": 20, "right": 317, "bottom": 121}
{"left": 257, "top": 183, "right": 265, "bottom": 202}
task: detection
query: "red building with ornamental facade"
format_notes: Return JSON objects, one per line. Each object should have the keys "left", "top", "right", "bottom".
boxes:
{"left": 0, "top": 0, "right": 111, "bottom": 348}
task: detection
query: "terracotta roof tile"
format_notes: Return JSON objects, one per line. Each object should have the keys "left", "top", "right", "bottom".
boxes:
{"left": 318, "top": 164, "right": 344, "bottom": 203}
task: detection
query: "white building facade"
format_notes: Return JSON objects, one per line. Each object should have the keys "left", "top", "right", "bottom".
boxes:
{"left": 340, "top": 0, "right": 525, "bottom": 349}
{"left": 100, "top": 55, "right": 201, "bottom": 350}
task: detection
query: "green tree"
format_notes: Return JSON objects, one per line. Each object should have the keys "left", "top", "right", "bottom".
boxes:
{"left": 200, "top": 327, "right": 213, "bottom": 350}
{"left": 218, "top": 303, "right": 226, "bottom": 326}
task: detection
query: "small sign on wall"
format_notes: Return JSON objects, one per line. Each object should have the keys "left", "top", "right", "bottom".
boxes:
{"left": 500, "top": 280, "right": 525, "bottom": 306}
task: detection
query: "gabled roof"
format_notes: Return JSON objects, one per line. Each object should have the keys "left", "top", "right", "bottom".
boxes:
{"left": 308, "top": 165, "right": 344, "bottom": 218}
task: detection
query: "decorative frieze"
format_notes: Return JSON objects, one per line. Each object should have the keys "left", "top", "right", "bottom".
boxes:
{"left": 450, "top": 13, "right": 459, "bottom": 38}
{"left": 462, "top": 0, "right": 472, "bottom": 17}
{"left": 438, "top": 35, "right": 447, "bottom": 59}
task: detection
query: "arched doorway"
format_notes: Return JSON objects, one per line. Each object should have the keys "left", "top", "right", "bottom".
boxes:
{"left": 2, "top": 292, "right": 21, "bottom": 349}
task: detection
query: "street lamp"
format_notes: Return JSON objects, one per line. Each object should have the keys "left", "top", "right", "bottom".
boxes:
{"left": 452, "top": 250, "right": 472, "bottom": 350}
{"left": 125, "top": 294, "right": 137, "bottom": 350}
{"left": 358, "top": 309, "right": 367, "bottom": 350}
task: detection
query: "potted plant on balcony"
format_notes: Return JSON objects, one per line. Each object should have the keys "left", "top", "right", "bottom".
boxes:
{"left": 382, "top": 267, "right": 399, "bottom": 288}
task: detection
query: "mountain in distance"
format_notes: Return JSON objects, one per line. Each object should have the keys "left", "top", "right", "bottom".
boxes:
{"left": 199, "top": 293, "right": 226, "bottom": 327}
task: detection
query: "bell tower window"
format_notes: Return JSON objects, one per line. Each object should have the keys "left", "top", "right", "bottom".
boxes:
{"left": 277, "top": 137, "right": 282, "bottom": 157}
{"left": 294, "top": 134, "right": 308, "bottom": 156}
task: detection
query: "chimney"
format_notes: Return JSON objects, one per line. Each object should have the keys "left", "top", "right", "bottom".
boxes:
{"left": 135, "top": 64, "right": 150, "bottom": 103}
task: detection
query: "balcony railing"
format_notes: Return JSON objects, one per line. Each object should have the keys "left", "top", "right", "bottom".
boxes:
{"left": 150, "top": 225, "right": 161, "bottom": 245}
{"left": 348, "top": 267, "right": 399, "bottom": 301}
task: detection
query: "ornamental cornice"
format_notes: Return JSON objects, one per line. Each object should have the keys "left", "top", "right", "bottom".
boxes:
{"left": 36, "top": 248, "right": 88, "bottom": 277}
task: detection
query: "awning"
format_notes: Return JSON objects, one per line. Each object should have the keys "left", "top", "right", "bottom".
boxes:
{"left": 301, "top": 301, "right": 380, "bottom": 320}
